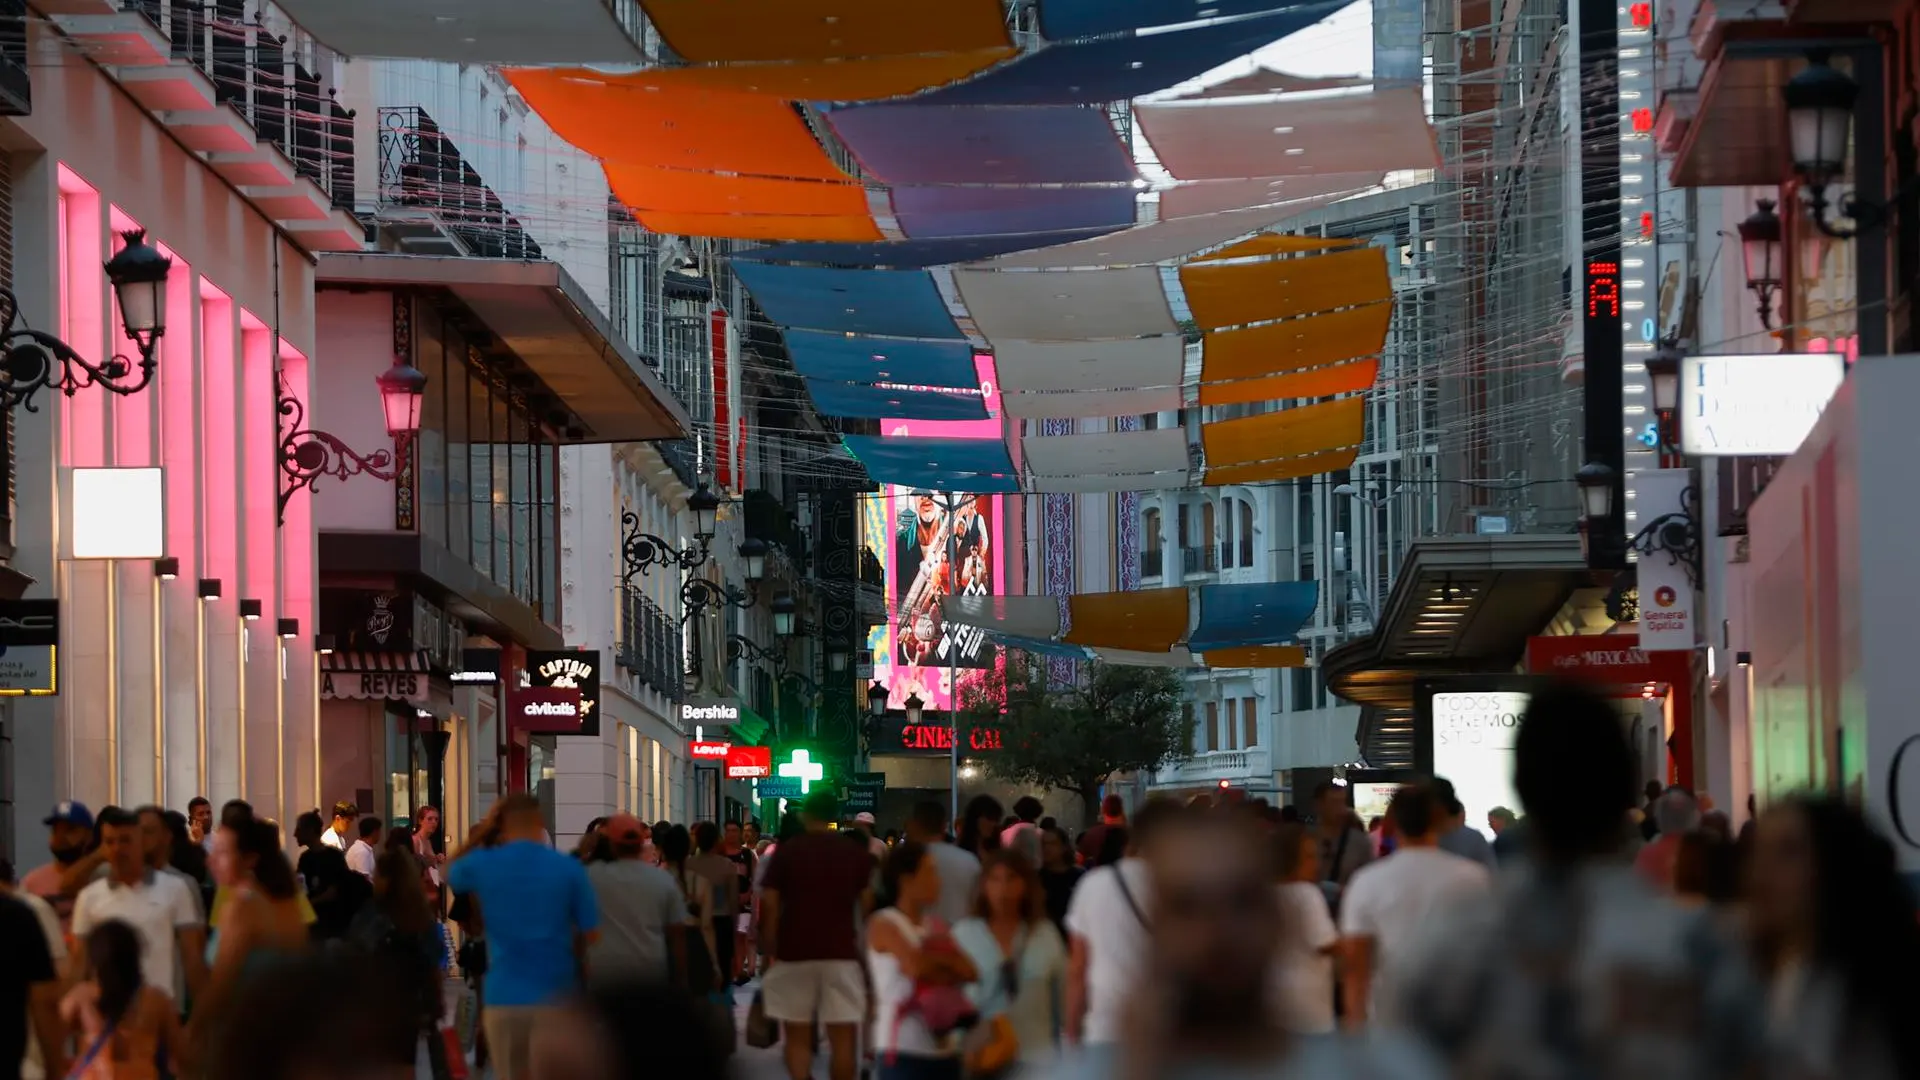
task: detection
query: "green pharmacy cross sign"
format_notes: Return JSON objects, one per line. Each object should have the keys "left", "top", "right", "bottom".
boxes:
{"left": 777, "top": 749, "right": 825, "bottom": 795}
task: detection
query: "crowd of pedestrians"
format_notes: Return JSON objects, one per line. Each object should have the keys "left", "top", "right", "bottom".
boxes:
{"left": 6, "top": 678, "right": 1920, "bottom": 1080}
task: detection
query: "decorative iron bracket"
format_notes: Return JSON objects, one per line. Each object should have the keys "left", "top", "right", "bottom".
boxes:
{"left": 681, "top": 576, "right": 756, "bottom": 623}
{"left": 621, "top": 510, "right": 712, "bottom": 584}
{"left": 0, "top": 289, "right": 156, "bottom": 412}
{"left": 276, "top": 379, "right": 403, "bottom": 525}
{"left": 1628, "top": 485, "right": 1703, "bottom": 592}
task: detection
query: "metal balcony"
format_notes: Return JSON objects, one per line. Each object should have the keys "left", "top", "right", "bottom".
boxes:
{"left": 617, "top": 587, "right": 684, "bottom": 700}
{"left": 378, "top": 105, "right": 542, "bottom": 260}
{"left": 1140, "top": 547, "right": 1164, "bottom": 579}
{"left": 1181, "top": 546, "right": 1220, "bottom": 576}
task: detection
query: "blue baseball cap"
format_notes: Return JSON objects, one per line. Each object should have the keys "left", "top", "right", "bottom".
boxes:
{"left": 43, "top": 801, "right": 93, "bottom": 829}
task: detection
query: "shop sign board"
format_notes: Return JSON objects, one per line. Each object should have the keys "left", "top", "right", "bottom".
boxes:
{"left": 1427, "top": 690, "right": 1528, "bottom": 841}
{"left": 726, "top": 746, "right": 773, "bottom": 779}
{"left": 691, "top": 740, "right": 732, "bottom": 761}
{"left": 451, "top": 647, "right": 500, "bottom": 685}
{"left": 757, "top": 777, "right": 803, "bottom": 800}
{"left": 321, "top": 669, "right": 427, "bottom": 703}
{"left": 507, "top": 686, "right": 584, "bottom": 733}
{"left": 1679, "top": 352, "right": 1846, "bottom": 456}
{"left": 525, "top": 649, "right": 601, "bottom": 737}
{"left": 1634, "top": 468, "right": 1696, "bottom": 651}
{"left": 872, "top": 717, "right": 1005, "bottom": 755}
{"left": 842, "top": 771, "right": 886, "bottom": 815}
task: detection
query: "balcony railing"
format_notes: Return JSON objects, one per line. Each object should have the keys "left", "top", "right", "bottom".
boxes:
{"left": 124, "top": 1, "right": 353, "bottom": 207}
{"left": 1141, "top": 547, "right": 1164, "bottom": 578}
{"left": 1181, "top": 546, "right": 1220, "bottom": 575}
{"left": 378, "top": 105, "right": 541, "bottom": 259}
{"left": 0, "top": 0, "right": 28, "bottom": 117}
{"left": 1160, "top": 748, "right": 1271, "bottom": 783}
{"left": 617, "top": 588, "right": 683, "bottom": 700}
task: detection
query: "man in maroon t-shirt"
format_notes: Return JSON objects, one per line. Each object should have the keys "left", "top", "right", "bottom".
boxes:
{"left": 759, "top": 789, "right": 875, "bottom": 1080}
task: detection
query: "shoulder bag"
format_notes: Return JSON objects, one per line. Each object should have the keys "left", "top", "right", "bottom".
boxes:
{"left": 962, "top": 925, "right": 1029, "bottom": 1077}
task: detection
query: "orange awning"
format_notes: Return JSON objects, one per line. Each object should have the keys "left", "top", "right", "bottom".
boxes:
{"left": 1203, "top": 395, "right": 1366, "bottom": 466}
{"left": 1199, "top": 357, "right": 1379, "bottom": 407}
{"left": 1062, "top": 588, "right": 1190, "bottom": 652}
{"left": 1201, "top": 303, "right": 1391, "bottom": 384}
{"left": 1192, "top": 233, "right": 1362, "bottom": 262}
{"left": 634, "top": 209, "right": 883, "bottom": 242}
{"left": 506, "top": 68, "right": 847, "bottom": 181}
{"left": 641, "top": 0, "right": 1011, "bottom": 63}
{"left": 667, "top": 49, "right": 1014, "bottom": 100}
{"left": 1180, "top": 247, "right": 1393, "bottom": 330}
{"left": 605, "top": 166, "right": 873, "bottom": 218}
{"left": 1201, "top": 645, "right": 1310, "bottom": 668}
{"left": 1204, "top": 447, "right": 1361, "bottom": 486}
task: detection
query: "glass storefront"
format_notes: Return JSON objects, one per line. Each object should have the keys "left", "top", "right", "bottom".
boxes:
{"left": 412, "top": 300, "right": 561, "bottom": 622}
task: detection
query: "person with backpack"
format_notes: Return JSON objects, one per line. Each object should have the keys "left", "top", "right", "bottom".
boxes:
{"left": 346, "top": 848, "right": 451, "bottom": 1078}
{"left": 868, "top": 842, "right": 978, "bottom": 1080}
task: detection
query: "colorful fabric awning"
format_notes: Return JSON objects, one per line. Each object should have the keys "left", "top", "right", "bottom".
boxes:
{"left": 1138, "top": 85, "right": 1440, "bottom": 181}
{"left": 729, "top": 263, "right": 963, "bottom": 339}
{"left": 827, "top": 105, "right": 1138, "bottom": 186}
{"left": 841, "top": 435, "right": 1019, "bottom": 492}
{"left": 954, "top": 267, "right": 1178, "bottom": 341}
{"left": 638, "top": 0, "right": 1012, "bottom": 63}
{"left": 943, "top": 581, "right": 1321, "bottom": 653}
{"left": 1180, "top": 246, "right": 1394, "bottom": 330}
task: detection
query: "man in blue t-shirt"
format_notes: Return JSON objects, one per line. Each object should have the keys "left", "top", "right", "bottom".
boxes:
{"left": 447, "top": 794, "right": 599, "bottom": 1080}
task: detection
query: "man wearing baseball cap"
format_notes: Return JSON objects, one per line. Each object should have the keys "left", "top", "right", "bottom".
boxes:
{"left": 584, "top": 814, "right": 689, "bottom": 990}
{"left": 18, "top": 801, "right": 94, "bottom": 929}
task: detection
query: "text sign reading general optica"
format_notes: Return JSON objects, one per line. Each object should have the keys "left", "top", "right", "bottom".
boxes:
{"left": 1679, "top": 353, "right": 1846, "bottom": 456}
{"left": 1431, "top": 691, "right": 1529, "bottom": 841}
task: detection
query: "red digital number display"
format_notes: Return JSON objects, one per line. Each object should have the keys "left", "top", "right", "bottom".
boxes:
{"left": 1587, "top": 261, "right": 1620, "bottom": 318}
{"left": 1630, "top": 107, "right": 1654, "bottom": 133}
{"left": 1629, "top": 2, "right": 1653, "bottom": 27}
{"left": 1640, "top": 211, "right": 1655, "bottom": 238}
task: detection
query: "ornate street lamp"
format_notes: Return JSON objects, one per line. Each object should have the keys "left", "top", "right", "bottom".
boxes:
{"left": 680, "top": 576, "right": 757, "bottom": 623}
{"left": 1785, "top": 53, "right": 1855, "bottom": 192}
{"left": 771, "top": 592, "right": 797, "bottom": 638}
{"left": 1645, "top": 339, "right": 1682, "bottom": 415}
{"left": 741, "top": 537, "right": 768, "bottom": 584}
{"left": 867, "top": 680, "right": 890, "bottom": 717}
{"left": 0, "top": 230, "right": 172, "bottom": 411}
{"left": 1734, "top": 200, "right": 1783, "bottom": 327}
{"left": 620, "top": 484, "right": 724, "bottom": 582}
{"left": 1576, "top": 460, "right": 1618, "bottom": 522}
{"left": 826, "top": 642, "right": 851, "bottom": 673}
{"left": 903, "top": 692, "right": 926, "bottom": 726}
{"left": 277, "top": 356, "right": 427, "bottom": 524}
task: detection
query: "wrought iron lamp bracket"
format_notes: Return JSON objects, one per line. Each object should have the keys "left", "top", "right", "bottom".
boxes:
{"left": 1627, "top": 485, "right": 1704, "bottom": 592}
{"left": 275, "top": 382, "right": 403, "bottom": 525}
{"left": 0, "top": 290, "right": 157, "bottom": 413}
{"left": 620, "top": 510, "right": 711, "bottom": 584}
{"left": 681, "top": 576, "right": 755, "bottom": 623}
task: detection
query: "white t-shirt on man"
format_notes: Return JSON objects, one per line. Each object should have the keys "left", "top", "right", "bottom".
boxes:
{"left": 926, "top": 841, "right": 981, "bottom": 928}
{"left": 71, "top": 871, "right": 201, "bottom": 999}
{"left": 1063, "top": 857, "right": 1152, "bottom": 1045}
{"left": 1271, "top": 880, "right": 1339, "bottom": 1034}
{"left": 1339, "top": 847, "right": 1490, "bottom": 1026}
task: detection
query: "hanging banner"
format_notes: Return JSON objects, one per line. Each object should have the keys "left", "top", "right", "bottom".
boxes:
{"left": 507, "top": 686, "right": 584, "bottom": 734}
{"left": 525, "top": 649, "right": 602, "bottom": 737}
{"left": 1628, "top": 469, "right": 1695, "bottom": 651}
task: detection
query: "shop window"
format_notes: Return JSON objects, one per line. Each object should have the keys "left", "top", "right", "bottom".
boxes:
{"left": 1223, "top": 698, "right": 1238, "bottom": 750}
{"left": 1205, "top": 701, "right": 1219, "bottom": 751}
{"left": 1243, "top": 697, "right": 1258, "bottom": 748}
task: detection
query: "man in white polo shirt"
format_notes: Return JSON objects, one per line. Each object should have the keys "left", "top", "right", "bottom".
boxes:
{"left": 69, "top": 807, "right": 207, "bottom": 1003}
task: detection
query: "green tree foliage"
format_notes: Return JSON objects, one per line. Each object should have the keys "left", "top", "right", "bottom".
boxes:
{"left": 959, "top": 657, "right": 1190, "bottom": 824}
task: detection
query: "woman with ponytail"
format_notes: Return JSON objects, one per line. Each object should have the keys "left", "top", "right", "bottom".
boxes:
{"left": 60, "top": 919, "right": 187, "bottom": 1079}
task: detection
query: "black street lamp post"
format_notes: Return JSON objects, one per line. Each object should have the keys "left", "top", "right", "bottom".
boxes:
{"left": 0, "top": 230, "right": 172, "bottom": 412}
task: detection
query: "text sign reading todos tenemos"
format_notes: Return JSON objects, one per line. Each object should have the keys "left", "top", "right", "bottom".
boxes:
{"left": 1680, "top": 353, "right": 1846, "bottom": 457}
{"left": 1430, "top": 691, "right": 1529, "bottom": 841}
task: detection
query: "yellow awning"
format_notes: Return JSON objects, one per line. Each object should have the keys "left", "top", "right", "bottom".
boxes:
{"left": 1180, "top": 247, "right": 1393, "bottom": 330}
{"left": 1202, "top": 395, "right": 1367, "bottom": 467}
{"left": 1200, "top": 302, "right": 1391, "bottom": 384}
{"left": 1205, "top": 447, "right": 1361, "bottom": 486}
{"left": 1199, "top": 357, "right": 1379, "bottom": 407}
{"left": 1201, "top": 645, "right": 1310, "bottom": 669}
{"left": 640, "top": 0, "right": 1012, "bottom": 63}
{"left": 1062, "top": 587, "right": 1190, "bottom": 652}
{"left": 632, "top": 210, "right": 884, "bottom": 242}
{"left": 665, "top": 49, "right": 1014, "bottom": 100}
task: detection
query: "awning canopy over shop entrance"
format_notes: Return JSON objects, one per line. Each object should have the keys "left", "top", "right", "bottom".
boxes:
{"left": 316, "top": 254, "right": 691, "bottom": 444}
{"left": 1322, "top": 534, "right": 1599, "bottom": 768}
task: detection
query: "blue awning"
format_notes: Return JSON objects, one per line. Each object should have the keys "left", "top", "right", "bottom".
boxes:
{"left": 893, "top": 185, "right": 1137, "bottom": 239}
{"left": 735, "top": 228, "right": 1123, "bottom": 269}
{"left": 906, "top": 7, "right": 1340, "bottom": 106}
{"left": 730, "top": 262, "right": 963, "bottom": 339}
{"left": 805, "top": 379, "right": 991, "bottom": 421}
{"left": 996, "top": 633, "right": 1092, "bottom": 660}
{"left": 842, "top": 435, "right": 1020, "bottom": 493}
{"left": 1039, "top": 0, "right": 1313, "bottom": 39}
{"left": 1187, "top": 580, "right": 1319, "bottom": 650}
{"left": 784, "top": 330, "right": 980, "bottom": 389}
{"left": 827, "top": 105, "right": 1137, "bottom": 185}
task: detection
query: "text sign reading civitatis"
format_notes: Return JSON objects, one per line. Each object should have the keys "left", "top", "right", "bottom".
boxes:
{"left": 1680, "top": 353, "right": 1846, "bottom": 456}
{"left": 1430, "top": 691, "right": 1529, "bottom": 841}
{"left": 507, "top": 686, "right": 584, "bottom": 733}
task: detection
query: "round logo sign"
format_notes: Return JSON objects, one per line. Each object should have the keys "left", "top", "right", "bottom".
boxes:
{"left": 1653, "top": 585, "right": 1677, "bottom": 608}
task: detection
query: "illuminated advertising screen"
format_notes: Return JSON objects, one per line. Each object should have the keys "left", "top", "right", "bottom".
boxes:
{"left": 864, "top": 354, "right": 1006, "bottom": 713}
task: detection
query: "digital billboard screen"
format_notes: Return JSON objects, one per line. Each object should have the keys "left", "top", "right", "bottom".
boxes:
{"left": 864, "top": 353, "right": 1005, "bottom": 714}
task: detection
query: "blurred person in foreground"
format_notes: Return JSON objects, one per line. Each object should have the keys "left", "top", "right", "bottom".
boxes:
{"left": 1077, "top": 794, "right": 1127, "bottom": 867}
{"left": 199, "top": 952, "right": 418, "bottom": 1080}
{"left": 582, "top": 814, "right": 686, "bottom": 987}
{"left": 1063, "top": 798, "right": 1179, "bottom": 1046}
{"left": 447, "top": 794, "right": 599, "bottom": 1080}
{"left": 191, "top": 817, "right": 310, "bottom": 1048}
{"left": 1393, "top": 682, "right": 1765, "bottom": 1080}
{"left": 0, "top": 865, "right": 65, "bottom": 1080}
{"left": 1269, "top": 823, "right": 1338, "bottom": 1035}
{"left": 1037, "top": 825, "right": 1082, "bottom": 932}
{"left": 1636, "top": 786, "right": 1701, "bottom": 891}
{"left": 1049, "top": 804, "right": 1440, "bottom": 1080}
{"left": 1746, "top": 795, "right": 1920, "bottom": 1079}
{"left": 1431, "top": 778, "right": 1496, "bottom": 869}
{"left": 527, "top": 982, "right": 730, "bottom": 1080}
{"left": 60, "top": 920, "right": 186, "bottom": 1080}
{"left": 904, "top": 799, "right": 981, "bottom": 928}
{"left": 954, "top": 848, "right": 1067, "bottom": 1073}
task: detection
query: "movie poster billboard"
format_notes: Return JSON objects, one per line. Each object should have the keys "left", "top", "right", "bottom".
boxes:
{"left": 864, "top": 354, "right": 1006, "bottom": 713}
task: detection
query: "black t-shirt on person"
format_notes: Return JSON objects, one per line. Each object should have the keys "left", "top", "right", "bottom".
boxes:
{"left": 0, "top": 893, "right": 56, "bottom": 1080}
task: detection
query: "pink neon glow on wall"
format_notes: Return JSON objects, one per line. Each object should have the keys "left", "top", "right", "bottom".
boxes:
{"left": 871, "top": 353, "right": 1008, "bottom": 713}
{"left": 199, "top": 281, "right": 238, "bottom": 588}
{"left": 108, "top": 207, "right": 153, "bottom": 469}
{"left": 57, "top": 166, "right": 105, "bottom": 469}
